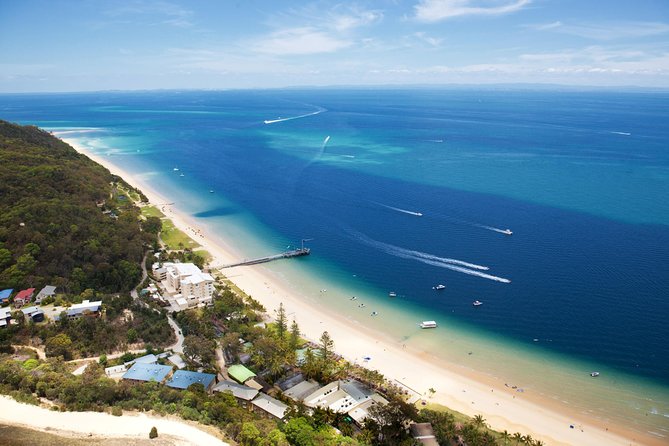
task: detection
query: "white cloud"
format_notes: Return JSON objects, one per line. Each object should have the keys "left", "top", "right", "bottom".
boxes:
{"left": 413, "top": 32, "right": 443, "bottom": 46}
{"left": 414, "top": 0, "right": 531, "bottom": 22}
{"left": 250, "top": 27, "right": 352, "bottom": 56}
{"left": 525, "top": 21, "right": 562, "bottom": 31}
{"left": 543, "top": 21, "right": 669, "bottom": 41}
{"left": 330, "top": 8, "right": 383, "bottom": 31}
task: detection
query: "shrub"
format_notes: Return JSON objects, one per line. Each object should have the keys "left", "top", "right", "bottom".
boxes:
{"left": 149, "top": 426, "right": 158, "bottom": 439}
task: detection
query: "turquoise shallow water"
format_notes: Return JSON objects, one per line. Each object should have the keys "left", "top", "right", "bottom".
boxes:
{"left": 2, "top": 88, "right": 668, "bottom": 438}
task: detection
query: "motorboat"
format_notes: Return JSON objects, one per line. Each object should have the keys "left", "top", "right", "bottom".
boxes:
{"left": 502, "top": 229, "right": 513, "bottom": 235}
{"left": 433, "top": 284, "right": 446, "bottom": 290}
{"left": 388, "top": 291, "right": 397, "bottom": 297}
{"left": 472, "top": 300, "right": 483, "bottom": 306}
{"left": 420, "top": 321, "right": 438, "bottom": 329}
{"left": 590, "top": 371, "right": 600, "bottom": 377}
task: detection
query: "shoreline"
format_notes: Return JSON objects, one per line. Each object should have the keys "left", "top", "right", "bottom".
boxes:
{"left": 0, "top": 396, "right": 228, "bottom": 446}
{"left": 61, "top": 135, "right": 662, "bottom": 446}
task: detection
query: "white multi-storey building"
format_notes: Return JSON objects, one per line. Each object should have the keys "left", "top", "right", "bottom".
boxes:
{"left": 153, "top": 262, "right": 215, "bottom": 307}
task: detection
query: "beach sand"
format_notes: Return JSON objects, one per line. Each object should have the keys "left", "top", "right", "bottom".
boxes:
{"left": 0, "top": 396, "right": 228, "bottom": 446}
{"left": 60, "top": 136, "right": 662, "bottom": 446}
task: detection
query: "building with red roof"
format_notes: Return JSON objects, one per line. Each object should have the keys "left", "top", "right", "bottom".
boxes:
{"left": 13, "top": 288, "right": 35, "bottom": 308}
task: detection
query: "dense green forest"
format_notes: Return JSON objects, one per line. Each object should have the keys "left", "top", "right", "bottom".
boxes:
{"left": 0, "top": 120, "right": 153, "bottom": 293}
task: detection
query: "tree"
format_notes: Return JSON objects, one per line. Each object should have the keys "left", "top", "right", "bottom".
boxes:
{"left": 149, "top": 426, "right": 158, "bottom": 439}
{"left": 318, "top": 331, "right": 334, "bottom": 364}
{"left": 289, "top": 319, "right": 300, "bottom": 350}
{"left": 45, "top": 333, "right": 73, "bottom": 359}
{"left": 183, "top": 335, "right": 215, "bottom": 368}
{"left": 472, "top": 414, "right": 487, "bottom": 429}
{"left": 275, "top": 303, "right": 287, "bottom": 341}
{"left": 141, "top": 216, "right": 162, "bottom": 234}
{"left": 239, "top": 422, "right": 261, "bottom": 445}
{"left": 501, "top": 429, "right": 511, "bottom": 444}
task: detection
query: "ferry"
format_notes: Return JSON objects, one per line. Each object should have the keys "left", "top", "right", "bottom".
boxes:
{"left": 590, "top": 371, "right": 600, "bottom": 377}
{"left": 433, "top": 284, "right": 446, "bottom": 290}
{"left": 420, "top": 320, "right": 438, "bottom": 329}
{"left": 502, "top": 229, "right": 513, "bottom": 235}
{"left": 472, "top": 300, "right": 483, "bottom": 307}
{"left": 388, "top": 291, "right": 397, "bottom": 298}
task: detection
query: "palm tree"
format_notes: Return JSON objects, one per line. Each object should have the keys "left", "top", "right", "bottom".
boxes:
{"left": 472, "top": 414, "right": 487, "bottom": 429}
{"left": 501, "top": 430, "right": 511, "bottom": 445}
{"left": 512, "top": 432, "right": 523, "bottom": 445}
{"left": 524, "top": 434, "right": 533, "bottom": 445}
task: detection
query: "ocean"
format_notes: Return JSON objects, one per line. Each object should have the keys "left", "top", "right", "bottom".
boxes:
{"left": 2, "top": 88, "right": 668, "bottom": 438}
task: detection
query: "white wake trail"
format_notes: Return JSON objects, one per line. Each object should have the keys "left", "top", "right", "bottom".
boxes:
{"left": 375, "top": 202, "right": 423, "bottom": 217}
{"left": 474, "top": 224, "right": 512, "bottom": 235}
{"left": 349, "top": 231, "right": 510, "bottom": 283}
{"left": 264, "top": 109, "right": 324, "bottom": 124}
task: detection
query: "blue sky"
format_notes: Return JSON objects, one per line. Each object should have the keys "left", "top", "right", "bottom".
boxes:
{"left": 1, "top": 0, "right": 668, "bottom": 92}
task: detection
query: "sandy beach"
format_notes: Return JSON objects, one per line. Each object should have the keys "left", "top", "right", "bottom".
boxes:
{"left": 59, "top": 135, "right": 661, "bottom": 446}
{"left": 0, "top": 396, "right": 228, "bottom": 446}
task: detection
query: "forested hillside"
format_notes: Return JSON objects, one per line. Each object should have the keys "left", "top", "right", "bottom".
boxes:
{"left": 0, "top": 120, "right": 152, "bottom": 293}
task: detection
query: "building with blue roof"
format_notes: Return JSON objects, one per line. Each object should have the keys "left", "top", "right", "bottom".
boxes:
{"left": 122, "top": 362, "right": 173, "bottom": 383}
{"left": 0, "top": 289, "right": 13, "bottom": 304}
{"left": 166, "top": 370, "right": 216, "bottom": 391}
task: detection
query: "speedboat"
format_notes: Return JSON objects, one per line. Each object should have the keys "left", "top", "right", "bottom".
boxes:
{"left": 590, "top": 371, "right": 600, "bottom": 377}
{"left": 388, "top": 291, "right": 397, "bottom": 298}
{"left": 502, "top": 229, "right": 513, "bottom": 235}
{"left": 433, "top": 284, "right": 446, "bottom": 290}
{"left": 472, "top": 300, "right": 483, "bottom": 306}
{"left": 420, "top": 321, "right": 438, "bottom": 329}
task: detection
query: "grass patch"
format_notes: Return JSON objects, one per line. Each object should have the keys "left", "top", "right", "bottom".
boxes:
{"left": 140, "top": 205, "right": 165, "bottom": 219}
{"left": 194, "top": 249, "right": 212, "bottom": 263}
{"left": 160, "top": 219, "right": 198, "bottom": 250}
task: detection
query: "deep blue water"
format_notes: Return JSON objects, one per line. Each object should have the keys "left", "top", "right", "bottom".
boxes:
{"left": 2, "top": 88, "right": 668, "bottom": 386}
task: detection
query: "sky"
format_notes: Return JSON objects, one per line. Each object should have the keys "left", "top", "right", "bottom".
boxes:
{"left": 1, "top": 0, "right": 668, "bottom": 92}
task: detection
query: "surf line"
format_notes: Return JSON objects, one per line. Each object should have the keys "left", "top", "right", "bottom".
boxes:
{"left": 374, "top": 201, "right": 423, "bottom": 217}
{"left": 264, "top": 109, "right": 325, "bottom": 125}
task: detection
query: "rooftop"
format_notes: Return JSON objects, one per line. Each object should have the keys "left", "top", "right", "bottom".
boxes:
{"left": 284, "top": 380, "right": 321, "bottom": 402}
{"left": 124, "top": 354, "right": 158, "bottom": 367}
{"left": 122, "top": 362, "right": 172, "bottom": 383}
{"left": 227, "top": 364, "right": 256, "bottom": 383}
{"left": 251, "top": 393, "right": 289, "bottom": 420}
{"left": 166, "top": 370, "right": 216, "bottom": 390}
{"left": 37, "top": 285, "right": 57, "bottom": 296}
{"left": 0, "top": 289, "right": 13, "bottom": 300}
{"left": 15, "top": 288, "right": 35, "bottom": 300}
{"left": 213, "top": 380, "right": 259, "bottom": 401}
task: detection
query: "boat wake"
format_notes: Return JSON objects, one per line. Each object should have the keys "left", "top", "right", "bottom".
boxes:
{"left": 264, "top": 109, "right": 325, "bottom": 125}
{"left": 374, "top": 202, "right": 423, "bottom": 217}
{"left": 610, "top": 131, "right": 631, "bottom": 136}
{"left": 350, "top": 231, "right": 510, "bottom": 283}
{"left": 474, "top": 224, "right": 513, "bottom": 235}
{"left": 322, "top": 135, "right": 331, "bottom": 149}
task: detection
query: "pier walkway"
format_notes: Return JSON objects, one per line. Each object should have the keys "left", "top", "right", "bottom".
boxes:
{"left": 219, "top": 247, "right": 310, "bottom": 269}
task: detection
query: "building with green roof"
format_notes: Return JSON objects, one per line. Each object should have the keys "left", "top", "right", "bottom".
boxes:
{"left": 227, "top": 364, "right": 256, "bottom": 384}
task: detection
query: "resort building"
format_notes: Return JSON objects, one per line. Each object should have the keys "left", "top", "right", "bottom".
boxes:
{"left": 303, "top": 379, "right": 388, "bottom": 425}
{"left": 0, "top": 307, "right": 12, "bottom": 328}
{"left": 251, "top": 393, "right": 289, "bottom": 420}
{"left": 213, "top": 380, "right": 259, "bottom": 402}
{"left": 105, "top": 364, "right": 128, "bottom": 377}
{"left": 410, "top": 423, "right": 439, "bottom": 446}
{"left": 63, "top": 300, "right": 102, "bottom": 319}
{"left": 166, "top": 370, "right": 216, "bottom": 392}
{"left": 13, "top": 288, "right": 35, "bottom": 308}
{"left": 20, "top": 306, "right": 45, "bottom": 322}
{"left": 122, "top": 362, "right": 173, "bottom": 384}
{"left": 34, "top": 285, "right": 56, "bottom": 304}
{"left": 0, "top": 289, "right": 13, "bottom": 305}
{"left": 123, "top": 353, "right": 158, "bottom": 367}
{"left": 153, "top": 262, "right": 214, "bottom": 307}
{"left": 227, "top": 364, "right": 257, "bottom": 385}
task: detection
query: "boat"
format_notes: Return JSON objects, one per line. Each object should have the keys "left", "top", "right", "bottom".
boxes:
{"left": 472, "top": 300, "right": 483, "bottom": 306}
{"left": 179, "top": 173, "right": 184, "bottom": 177}
{"left": 433, "top": 284, "right": 446, "bottom": 290}
{"left": 590, "top": 371, "right": 600, "bottom": 377}
{"left": 502, "top": 229, "right": 513, "bottom": 235}
{"left": 173, "top": 167, "right": 179, "bottom": 171}
{"left": 388, "top": 291, "right": 397, "bottom": 298}
{"left": 371, "top": 311, "right": 378, "bottom": 316}
{"left": 420, "top": 320, "right": 438, "bottom": 329}
{"left": 209, "top": 190, "right": 214, "bottom": 193}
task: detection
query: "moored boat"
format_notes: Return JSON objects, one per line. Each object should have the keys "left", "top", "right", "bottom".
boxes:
{"left": 433, "top": 284, "right": 446, "bottom": 290}
{"left": 420, "top": 320, "right": 438, "bottom": 329}
{"left": 388, "top": 291, "right": 397, "bottom": 297}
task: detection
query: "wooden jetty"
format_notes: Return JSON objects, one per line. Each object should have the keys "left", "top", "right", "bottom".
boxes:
{"left": 220, "top": 240, "right": 312, "bottom": 269}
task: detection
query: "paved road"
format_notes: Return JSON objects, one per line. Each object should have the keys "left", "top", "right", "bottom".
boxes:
{"left": 167, "top": 315, "right": 184, "bottom": 354}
